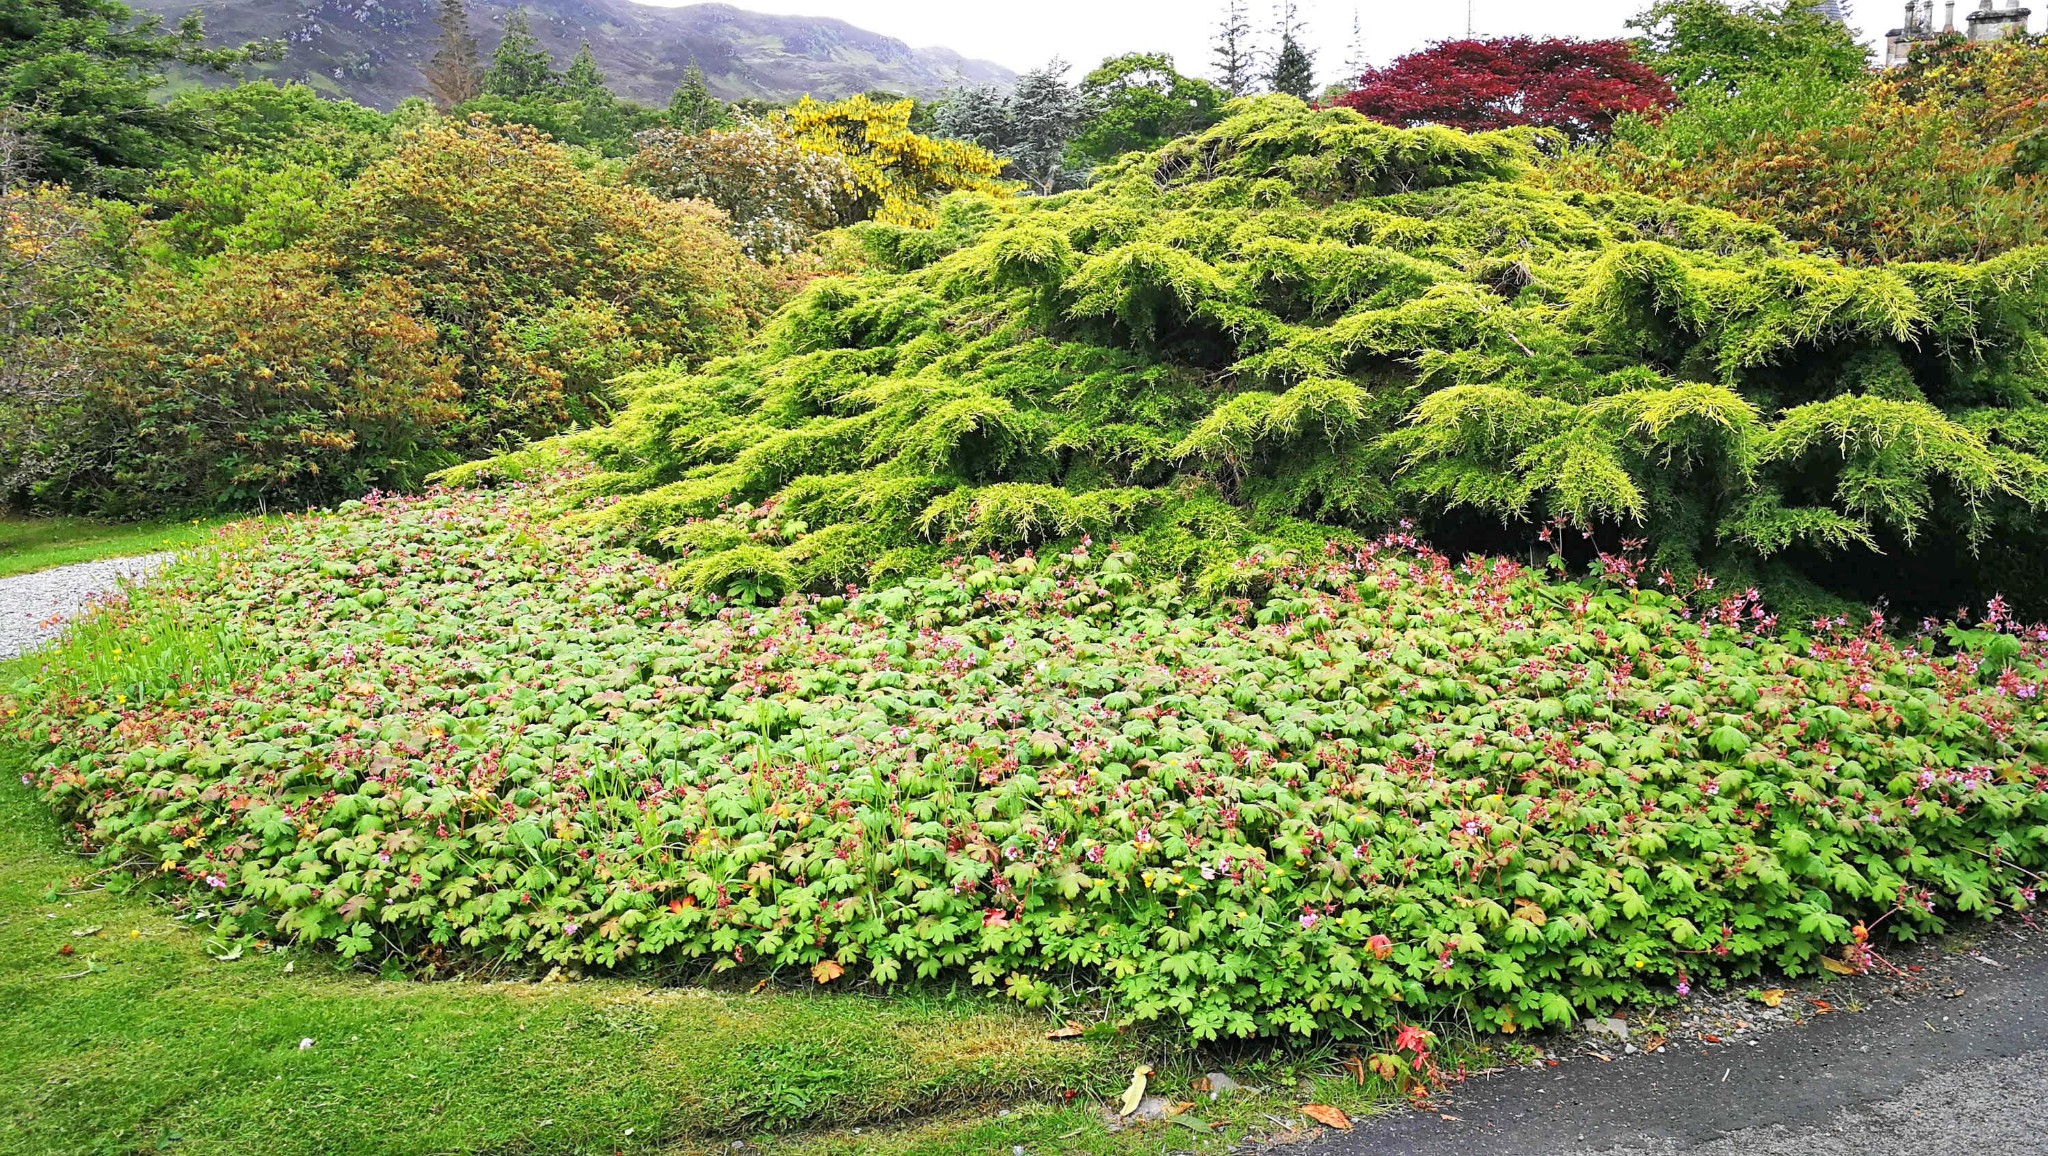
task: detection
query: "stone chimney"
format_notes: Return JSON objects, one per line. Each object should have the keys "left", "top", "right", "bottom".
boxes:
{"left": 1966, "top": 0, "right": 2033, "bottom": 40}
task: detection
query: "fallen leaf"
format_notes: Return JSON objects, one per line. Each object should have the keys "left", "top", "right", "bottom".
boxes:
{"left": 1117, "top": 1065, "right": 1152, "bottom": 1117}
{"left": 1809, "top": 998, "right": 1833, "bottom": 1014}
{"left": 1046, "top": 1020, "right": 1086, "bottom": 1040}
{"left": 57, "top": 943, "right": 73, "bottom": 956}
{"left": 1301, "top": 1104, "right": 1351, "bottom": 1130}
{"left": 1701, "top": 1033, "right": 1721, "bottom": 1044}
{"left": 1342, "top": 1054, "right": 1366, "bottom": 1085}
{"left": 1754, "top": 988, "right": 1786, "bottom": 1007}
{"left": 1169, "top": 1101, "right": 1195, "bottom": 1116}
{"left": 1171, "top": 1116, "right": 1211, "bottom": 1133}
{"left": 810, "top": 960, "right": 845, "bottom": 985}
{"left": 1820, "top": 956, "right": 1860, "bottom": 976}
{"left": 749, "top": 978, "right": 769, "bottom": 994}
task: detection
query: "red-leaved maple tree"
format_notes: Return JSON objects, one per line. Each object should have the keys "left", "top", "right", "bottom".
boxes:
{"left": 1331, "top": 37, "right": 1676, "bottom": 143}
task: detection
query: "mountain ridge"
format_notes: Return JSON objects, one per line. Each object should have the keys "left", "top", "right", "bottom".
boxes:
{"left": 136, "top": 0, "right": 1016, "bottom": 109}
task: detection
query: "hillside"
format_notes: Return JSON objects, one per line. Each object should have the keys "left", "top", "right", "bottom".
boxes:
{"left": 135, "top": 0, "right": 1015, "bottom": 108}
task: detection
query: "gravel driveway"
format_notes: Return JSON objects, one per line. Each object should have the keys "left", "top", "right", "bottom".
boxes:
{"left": 0, "top": 553, "right": 172, "bottom": 661}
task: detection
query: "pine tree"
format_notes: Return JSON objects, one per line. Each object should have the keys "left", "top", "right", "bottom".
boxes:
{"left": 1211, "top": 0, "right": 1258, "bottom": 97}
{"left": 1267, "top": 2, "right": 1317, "bottom": 101}
{"left": 1342, "top": 6, "right": 1367, "bottom": 85}
{"left": 483, "top": 8, "right": 557, "bottom": 100}
{"left": 423, "top": 0, "right": 483, "bottom": 109}
{"left": 1007, "top": 58, "right": 1084, "bottom": 195}
{"left": 563, "top": 42, "right": 627, "bottom": 143}
{"left": 564, "top": 42, "right": 606, "bottom": 98}
{"left": 666, "top": 61, "right": 733, "bottom": 132}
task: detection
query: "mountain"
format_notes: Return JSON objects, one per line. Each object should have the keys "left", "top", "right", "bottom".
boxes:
{"left": 135, "top": 0, "right": 1016, "bottom": 109}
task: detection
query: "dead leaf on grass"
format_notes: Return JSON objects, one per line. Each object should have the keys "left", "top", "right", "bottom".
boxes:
{"left": 810, "top": 960, "right": 845, "bottom": 985}
{"left": 1046, "top": 1020, "right": 1086, "bottom": 1040}
{"left": 1117, "top": 1065, "right": 1152, "bottom": 1117}
{"left": 1302, "top": 1104, "right": 1351, "bottom": 1130}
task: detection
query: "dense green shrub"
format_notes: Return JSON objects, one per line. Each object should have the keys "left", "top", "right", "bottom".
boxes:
{"left": 322, "top": 117, "right": 769, "bottom": 446}
{"left": 1560, "top": 34, "right": 2048, "bottom": 264}
{"left": 491, "top": 97, "right": 2048, "bottom": 615}
{"left": 16, "top": 481, "right": 2048, "bottom": 1038}
{"left": 64, "top": 250, "right": 459, "bottom": 512}
{"left": 0, "top": 171, "right": 126, "bottom": 504}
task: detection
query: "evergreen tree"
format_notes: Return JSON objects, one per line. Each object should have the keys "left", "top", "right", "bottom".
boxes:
{"left": 1210, "top": 0, "right": 1258, "bottom": 97}
{"left": 1267, "top": 2, "right": 1317, "bottom": 101}
{"left": 482, "top": 9, "right": 556, "bottom": 100}
{"left": 423, "top": 0, "right": 482, "bottom": 110}
{"left": 1, "top": 0, "right": 273, "bottom": 190}
{"left": 1341, "top": 6, "right": 1367, "bottom": 84}
{"left": 563, "top": 42, "right": 627, "bottom": 143}
{"left": 1006, "top": 58, "right": 1084, "bottom": 194}
{"left": 666, "top": 61, "right": 732, "bottom": 132}
{"left": 563, "top": 42, "right": 605, "bottom": 98}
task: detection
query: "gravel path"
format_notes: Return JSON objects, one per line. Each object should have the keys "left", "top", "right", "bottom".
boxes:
{"left": 0, "top": 553, "right": 173, "bottom": 661}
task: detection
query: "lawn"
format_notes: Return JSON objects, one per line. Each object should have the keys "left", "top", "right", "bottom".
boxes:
{"left": 0, "top": 515, "right": 248, "bottom": 580}
{"left": 0, "top": 742, "right": 1405, "bottom": 1155}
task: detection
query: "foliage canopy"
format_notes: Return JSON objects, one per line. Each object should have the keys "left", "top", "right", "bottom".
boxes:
{"left": 1332, "top": 38, "right": 1676, "bottom": 143}
{"left": 484, "top": 97, "right": 2048, "bottom": 615}
{"left": 1564, "top": 34, "right": 2048, "bottom": 265}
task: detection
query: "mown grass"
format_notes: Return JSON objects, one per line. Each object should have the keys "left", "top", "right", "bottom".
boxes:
{"left": 0, "top": 515, "right": 247, "bottom": 579}
{"left": 0, "top": 750, "right": 1406, "bottom": 1156}
{"left": 0, "top": 743, "right": 1106, "bottom": 1155}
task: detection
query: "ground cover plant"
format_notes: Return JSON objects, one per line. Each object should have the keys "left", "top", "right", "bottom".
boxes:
{"left": 0, "top": 746, "right": 1155, "bottom": 1156}
{"left": 12, "top": 479, "right": 2048, "bottom": 1044}
{"left": 490, "top": 96, "right": 2048, "bottom": 616}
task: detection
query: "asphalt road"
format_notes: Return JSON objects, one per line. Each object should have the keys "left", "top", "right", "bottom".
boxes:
{"left": 1289, "top": 922, "right": 2048, "bottom": 1156}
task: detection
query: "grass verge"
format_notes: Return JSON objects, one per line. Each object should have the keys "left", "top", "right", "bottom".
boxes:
{"left": 0, "top": 743, "right": 1401, "bottom": 1156}
{"left": 0, "top": 516, "right": 248, "bottom": 580}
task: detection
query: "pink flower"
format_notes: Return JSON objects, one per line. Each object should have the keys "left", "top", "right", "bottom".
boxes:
{"left": 562, "top": 921, "right": 580, "bottom": 936}
{"left": 205, "top": 874, "right": 228, "bottom": 890}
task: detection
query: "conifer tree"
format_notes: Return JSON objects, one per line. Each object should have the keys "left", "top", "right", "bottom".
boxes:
{"left": 482, "top": 9, "right": 557, "bottom": 100}
{"left": 1341, "top": 6, "right": 1367, "bottom": 85}
{"left": 666, "top": 62, "right": 733, "bottom": 132}
{"left": 1267, "top": 1, "right": 1317, "bottom": 100}
{"left": 563, "top": 42, "right": 606, "bottom": 98}
{"left": 564, "top": 42, "right": 626, "bottom": 143}
{"left": 1211, "top": 0, "right": 1258, "bottom": 97}
{"left": 423, "top": 0, "right": 482, "bottom": 110}
{"left": 1007, "top": 58, "right": 1084, "bottom": 194}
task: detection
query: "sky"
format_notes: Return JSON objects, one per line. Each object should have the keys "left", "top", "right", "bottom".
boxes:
{"left": 648, "top": 0, "right": 1896, "bottom": 83}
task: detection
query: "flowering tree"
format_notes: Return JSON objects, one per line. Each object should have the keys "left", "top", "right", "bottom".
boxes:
{"left": 632, "top": 121, "right": 855, "bottom": 256}
{"left": 1331, "top": 37, "right": 1676, "bottom": 143}
{"left": 780, "top": 94, "right": 1009, "bottom": 227}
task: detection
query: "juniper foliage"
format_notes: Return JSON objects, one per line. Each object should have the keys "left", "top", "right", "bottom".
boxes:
{"left": 471, "top": 98, "right": 2048, "bottom": 612}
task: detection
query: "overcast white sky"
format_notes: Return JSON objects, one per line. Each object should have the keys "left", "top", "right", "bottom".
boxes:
{"left": 652, "top": 0, "right": 1896, "bottom": 82}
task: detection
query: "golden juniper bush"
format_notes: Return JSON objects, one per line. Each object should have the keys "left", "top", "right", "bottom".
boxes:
{"left": 448, "top": 97, "right": 2048, "bottom": 615}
